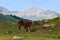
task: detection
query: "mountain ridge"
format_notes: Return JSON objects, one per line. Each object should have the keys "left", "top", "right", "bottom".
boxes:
{"left": 0, "top": 6, "right": 59, "bottom": 21}
{"left": 15, "top": 7, "right": 59, "bottom": 20}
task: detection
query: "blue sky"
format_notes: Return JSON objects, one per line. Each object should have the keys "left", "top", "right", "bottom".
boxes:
{"left": 0, "top": 0, "right": 60, "bottom": 13}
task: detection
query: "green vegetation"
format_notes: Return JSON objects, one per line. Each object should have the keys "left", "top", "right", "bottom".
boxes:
{"left": 0, "top": 14, "right": 29, "bottom": 23}
{"left": 0, "top": 17, "right": 60, "bottom": 40}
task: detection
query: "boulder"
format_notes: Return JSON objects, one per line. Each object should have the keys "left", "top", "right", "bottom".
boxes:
{"left": 12, "top": 36, "right": 23, "bottom": 40}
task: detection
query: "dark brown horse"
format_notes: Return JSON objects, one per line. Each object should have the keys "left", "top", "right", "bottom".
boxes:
{"left": 18, "top": 20, "right": 32, "bottom": 32}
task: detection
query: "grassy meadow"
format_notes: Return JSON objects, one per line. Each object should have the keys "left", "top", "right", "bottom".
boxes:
{"left": 0, "top": 20, "right": 60, "bottom": 40}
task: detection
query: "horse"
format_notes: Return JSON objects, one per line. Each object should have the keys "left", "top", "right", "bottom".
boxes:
{"left": 18, "top": 20, "right": 32, "bottom": 32}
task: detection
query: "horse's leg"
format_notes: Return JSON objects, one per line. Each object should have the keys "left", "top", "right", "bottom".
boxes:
{"left": 28, "top": 26, "right": 31, "bottom": 32}
{"left": 24, "top": 26, "right": 28, "bottom": 32}
{"left": 25, "top": 25, "right": 31, "bottom": 32}
{"left": 18, "top": 25, "right": 21, "bottom": 32}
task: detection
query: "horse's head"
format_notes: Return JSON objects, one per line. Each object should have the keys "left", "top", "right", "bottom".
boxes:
{"left": 18, "top": 20, "right": 24, "bottom": 25}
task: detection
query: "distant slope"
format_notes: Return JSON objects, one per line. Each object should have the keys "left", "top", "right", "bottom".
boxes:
{"left": 0, "top": 6, "right": 18, "bottom": 15}
{"left": 10, "top": 15, "right": 31, "bottom": 22}
{"left": 0, "top": 14, "right": 30, "bottom": 23}
{"left": 0, "top": 14, "right": 9, "bottom": 23}
{"left": 15, "top": 7, "right": 59, "bottom": 21}
{"left": 0, "top": 14, "right": 17, "bottom": 23}
{"left": 5, "top": 15, "right": 18, "bottom": 22}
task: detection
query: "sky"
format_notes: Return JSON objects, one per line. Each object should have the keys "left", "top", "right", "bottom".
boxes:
{"left": 0, "top": 0, "right": 60, "bottom": 13}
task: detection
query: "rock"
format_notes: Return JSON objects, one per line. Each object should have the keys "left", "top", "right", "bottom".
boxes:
{"left": 12, "top": 36, "right": 23, "bottom": 40}
{"left": 49, "top": 29, "right": 52, "bottom": 32}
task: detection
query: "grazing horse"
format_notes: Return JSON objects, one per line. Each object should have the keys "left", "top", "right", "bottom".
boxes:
{"left": 18, "top": 20, "right": 32, "bottom": 32}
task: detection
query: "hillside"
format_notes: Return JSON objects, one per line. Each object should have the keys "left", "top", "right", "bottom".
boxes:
{"left": 0, "top": 16, "right": 60, "bottom": 34}
{"left": 0, "top": 17, "right": 60, "bottom": 40}
{"left": 0, "top": 14, "right": 9, "bottom": 23}
{"left": 0, "top": 14, "right": 30, "bottom": 23}
{"left": 0, "top": 14, "right": 18, "bottom": 23}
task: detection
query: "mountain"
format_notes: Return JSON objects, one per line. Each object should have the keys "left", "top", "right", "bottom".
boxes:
{"left": 0, "top": 6, "right": 31, "bottom": 22}
{"left": 0, "top": 6, "right": 60, "bottom": 21}
{"left": 14, "top": 7, "right": 59, "bottom": 21}
{"left": 0, "top": 6, "right": 18, "bottom": 15}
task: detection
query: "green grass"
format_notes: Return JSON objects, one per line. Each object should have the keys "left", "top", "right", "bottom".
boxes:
{"left": 0, "top": 22, "right": 60, "bottom": 40}
{"left": 0, "top": 34, "right": 60, "bottom": 40}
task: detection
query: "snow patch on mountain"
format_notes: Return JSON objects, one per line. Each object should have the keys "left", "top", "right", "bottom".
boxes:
{"left": 0, "top": 6, "right": 59, "bottom": 21}
{"left": 14, "top": 7, "right": 58, "bottom": 21}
